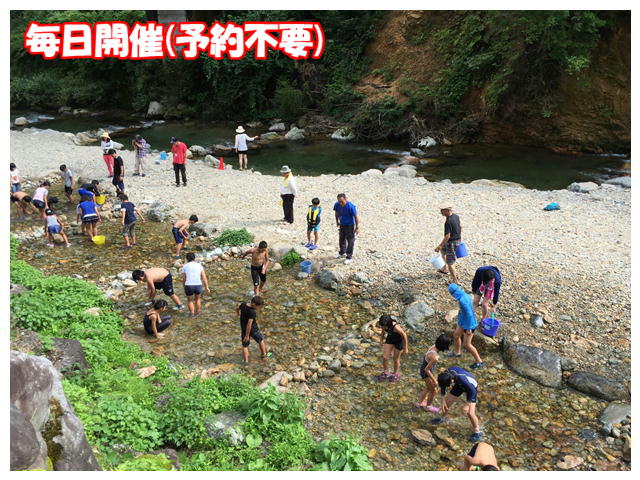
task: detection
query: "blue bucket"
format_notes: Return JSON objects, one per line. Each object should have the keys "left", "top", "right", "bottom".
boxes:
{"left": 300, "top": 260, "right": 313, "bottom": 274}
{"left": 455, "top": 242, "right": 468, "bottom": 258}
{"left": 481, "top": 315, "right": 501, "bottom": 337}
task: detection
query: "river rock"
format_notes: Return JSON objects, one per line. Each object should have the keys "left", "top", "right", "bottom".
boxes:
{"left": 284, "top": 126, "right": 305, "bottom": 142}
{"left": 530, "top": 314, "right": 544, "bottom": 328}
{"left": 321, "top": 369, "right": 335, "bottom": 378}
{"left": 269, "top": 122, "right": 286, "bottom": 132}
{"left": 257, "top": 131, "right": 281, "bottom": 142}
{"left": 566, "top": 371, "right": 629, "bottom": 401}
{"left": 212, "top": 144, "right": 235, "bottom": 156}
{"left": 415, "top": 178, "right": 429, "bottom": 186}
{"left": 350, "top": 272, "right": 370, "bottom": 284}
{"left": 567, "top": 182, "right": 599, "bottom": 193}
{"left": 115, "top": 270, "right": 131, "bottom": 281}
{"left": 72, "top": 131, "right": 97, "bottom": 146}
{"left": 146, "top": 201, "right": 174, "bottom": 222}
{"left": 147, "top": 101, "right": 163, "bottom": 117}
{"left": 10, "top": 351, "right": 100, "bottom": 470}
{"left": 331, "top": 127, "right": 355, "bottom": 142}
{"left": 189, "top": 223, "right": 217, "bottom": 237}
{"left": 410, "top": 429, "right": 436, "bottom": 446}
{"left": 360, "top": 168, "right": 383, "bottom": 176}
{"left": 11, "top": 403, "right": 47, "bottom": 470}
{"left": 316, "top": 269, "right": 343, "bottom": 290}
{"left": 14, "top": 117, "right": 29, "bottom": 127}
{"left": 205, "top": 411, "right": 245, "bottom": 446}
{"left": 417, "top": 136, "right": 437, "bottom": 148}
{"left": 473, "top": 333, "right": 501, "bottom": 354}
{"left": 45, "top": 338, "right": 89, "bottom": 375}
{"left": 403, "top": 301, "right": 435, "bottom": 331}
{"left": 470, "top": 179, "right": 526, "bottom": 189}
{"left": 10, "top": 284, "right": 29, "bottom": 295}
{"left": 604, "top": 176, "right": 631, "bottom": 188}
{"left": 189, "top": 145, "right": 208, "bottom": 157}
{"left": 204, "top": 155, "right": 220, "bottom": 168}
{"left": 271, "top": 263, "right": 282, "bottom": 272}
{"left": 398, "top": 167, "right": 417, "bottom": 178}
{"left": 259, "top": 371, "right": 289, "bottom": 393}
{"left": 599, "top": 402, "right": 631, "bottom": 434}
{"left": 557, "top": 455, "right": 584, "bottom": 470}
{"left": 329, "top": 359, "right": 342, "bottom": 372}
{"left": 297, "top": 272, "right": 309, "bottom": 280}
{"left": 383, "top": 167, "right": 400, "bottom": 176}
{"left": 502, "top": 343, "right": 562, "bottom": 388}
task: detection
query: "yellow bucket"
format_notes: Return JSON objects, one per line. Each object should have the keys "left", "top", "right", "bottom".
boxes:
{"left": 95, "top": 194, "right": 107, "bottom": 205}
{"left": 92, "top": 235, "right": 106, "bottom": 245}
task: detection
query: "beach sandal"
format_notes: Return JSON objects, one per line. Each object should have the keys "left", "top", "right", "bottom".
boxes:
{"left": 424, "top": 405, "right": 440, "bottom": 413}
{"left": 46, "top": 243, "right": 54, "bottom": 248}
{"left": 262, "top": 351, "right": 273, "bottom": 359}
{"left": 308, "top": 244, "right": 318, "bottom": 251}
{"left": 431, "top": 417, "right": 448, "bottom": 425}
{"left": 388, "top": 373, "right": 401, "bottom": 382}
{"left": 446, "top": 352, "right": 462, "bottom": 358}
{"left": 469, "top": 431, "right": 484, "bottom": 442}
{"left": 470, "top": 362, "right": 485, "bottom": 369}
{"left": 304, "top": 242, "right": 312, "bottom": 248}
{"left": 413, "top": 401, "right": 428, "bottom": 410}
{"left": 377, "top": 372, "right": 389, "bottom": 381}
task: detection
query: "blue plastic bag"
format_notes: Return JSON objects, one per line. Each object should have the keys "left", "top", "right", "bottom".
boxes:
{"left": 544, "top": 202, "right": 560, "bottom": 211}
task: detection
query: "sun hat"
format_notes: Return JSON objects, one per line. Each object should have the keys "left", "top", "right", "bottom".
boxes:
{"left": 100, "top": 132, "right": 110, "bottom": 138}
{"left": 236, "top": 126, "right": 245, "bottom": 133}
{"left": 280, "top": 165, "right": 292, "bottom": 174}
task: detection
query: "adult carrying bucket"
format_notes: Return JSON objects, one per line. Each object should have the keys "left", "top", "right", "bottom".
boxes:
{"left": 300, "top": 260, "right": 313, "bottom": 274}
{"left": 429, "top": 254, "right": 446, "bottom": 270}
{"left": 481, "top": 313, "right": 501, "bottom": 337}
{"left": 455, "top": 242, "right": 468, "bottom": 258}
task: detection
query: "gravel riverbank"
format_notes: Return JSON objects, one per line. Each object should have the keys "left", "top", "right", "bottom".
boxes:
{"left": 10, "top": 128, "right": 631, "bottom": 381}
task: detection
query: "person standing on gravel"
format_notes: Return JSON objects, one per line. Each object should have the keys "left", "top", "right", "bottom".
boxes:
{"left": 471, "top": 266, "right": 502, "bottom": 320}
{"left": 132, "top": 134, "right": 148, "bottom": 177}
{"left": 234, "top": 126, "right": 259, "bottom": 171}
{"left": 435, "top": 207, "right": 462, "bottom": 284}
{"left": 170, "top": 136, "right": 188, "bottom": 187}
{"left": 279, "top": 166, "right": 297, "bottom": 223}
{"left": 333, "top": 193, "right": 359, "bottom": 265}
{"left": 100, "top": 132, "right": 114, "bottom": 177}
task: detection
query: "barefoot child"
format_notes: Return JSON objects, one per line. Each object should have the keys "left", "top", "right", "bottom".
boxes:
{"left": 181, "top": 252, "right": 210, "bottom": 316}
{"left": 172, "top": 215, "right": 198, "bottom": 258}
{"left": 433, "top": 366, "right": 483, "bottom": 442}
{"left": 415, "top": 334, "right": 453, "bottom": 412}
{"left": 32, "top": 181, "right": 50, "bottom": 221}
{"left": 305, "top": 197, "right": 322, "bottom": 250}
{"left": 76, "top": 195, "right": 101, "bottom": 240}
{"left": 59, "top": 165, "right": 75, "bottom": 204}
{"left": 236, "top": 296, "right": 272, "bottom": 362}
{"left": 143, "top": 299, "right": 172, "bottom": 339}
{"left": 241, "top": 241, "right": 270, "bottom": 296}
{"left": 120, "top": 194, "right": 145, "bottom": 248}
{"left": 10, "top": 163, "right": 21, "bottom": 193}
{"left": 132, "top": 268, "right": 185, "bottom": 310}
{"left": 43, "top": 209, "right": 70, "bottom": 248}
{"left": 377, "top": 314, "right": 409, "bottom": 382}
{"left": 448, "top": 283, "right": 484, "bottom": 369}
{"left": 10, "top": 192, "right": 33, "bottom": 216}
{"left": 463, "top": 442, "right": 499, "bottom": 471}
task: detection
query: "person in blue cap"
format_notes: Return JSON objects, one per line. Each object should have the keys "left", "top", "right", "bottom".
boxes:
{"left": 447, "top": 283, "right": 484, "bottom": 369}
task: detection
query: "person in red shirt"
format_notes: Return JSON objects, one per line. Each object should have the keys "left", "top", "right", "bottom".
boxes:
{"left": 170, "top": 136, "right": 188, "bottom": 187}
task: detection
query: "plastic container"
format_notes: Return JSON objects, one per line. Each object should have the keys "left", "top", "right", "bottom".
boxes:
{"left": 455, "top": 242, "right": 468, "bottom": 258}
{"left": 91, "top": 235, "right": 106, "bottom": 245}
{"left": 300, "top": 260, "right": 313, "bottom": 274}
{"left": 429, "top": 254, "right": 446, "bottom": 270}
{"left": 95, "top": 194, "right": 107, "bottom": 205}
{"left": 481, "top": 313, "right": 501, "bottom": 337}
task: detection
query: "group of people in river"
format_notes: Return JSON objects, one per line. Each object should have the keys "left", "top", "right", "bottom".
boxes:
{"left": 11, "top": 126, "right": 502, "bottom": 469}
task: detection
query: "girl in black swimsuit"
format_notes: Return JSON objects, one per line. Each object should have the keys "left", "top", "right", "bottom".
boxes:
{"left": 143, "top": 299, "right": 171, "bottom": 338}
{"left": 377, "top": 314, "right": 409, "bottom": 382}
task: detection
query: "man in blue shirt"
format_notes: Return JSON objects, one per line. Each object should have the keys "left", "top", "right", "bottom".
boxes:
{"left": 333, "top": 193, "right": 360, "bottom": 264}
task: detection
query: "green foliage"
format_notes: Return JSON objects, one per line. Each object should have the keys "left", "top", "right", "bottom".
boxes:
{"left": 352, "top": 96, "right": 409, "bottom": 141}
{"left": 273, "top": 81, "right": 306, "bottom": 121}
{"left": 116, "top": 454, "right": 175, "bottom": 471}
{"left": 240, "top": 385, "right": 305, "bottom": 431}
{"left": 280, "top": 249, "right": 302, "bottom": 267}
{"left": 213, "top": 228, "right": 254, "bottom": 247}
{"left": 313, "top": 435, "right": 373, "bottom": 471}
{"left": 264, "top": 423, "right": 314, "bottom": 470}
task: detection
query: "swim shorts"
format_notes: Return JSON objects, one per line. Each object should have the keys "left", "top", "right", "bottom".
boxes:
{"left": 64, "top": 186, "right": 73, "bottom": 194}
{"left": 185, "top": 284, "right": 203, "bottom": 296}
{"left": 251, "top": 265, "right": 267, "bottom": 286}
{"left": 307, "top": 224, "right": 320, "bottom": 232}
{"left": 82, "top": 214, "right": 99, "bottom": 224}
{"left": 172, "top": 226, "right": 185, "bottom": 244}
{"left": 32, "top": 199, "right": 45, "bottom": 209}
{"left": 122, "top": 222, "right": 136, "bottom": 237}
{"left": 154, "top": 274, "right": 175, "bottom": 296}
{"left": 240, "top": 321, "right": 264, "bottom": 347}
{"left": 385, "top": 331, "right": 404, "bottom": 351}
{"left": 419, "top": 357, "right": 435, "bottom": 379}
{"left": 47, "top": 225, "right": 62, "bottom": 234}
{"left": 450, "top": 383, "right": 478, "bottom": 403}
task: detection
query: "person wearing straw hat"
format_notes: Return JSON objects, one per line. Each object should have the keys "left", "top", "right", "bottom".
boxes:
{"left": 234, "top": 126, "right": 259, "bottom": 171}
{"left": 279, "top": 165, "right": 297, "bottom": 223}
{"left": 100, "top": 132, "right": 114, "bottom": 177}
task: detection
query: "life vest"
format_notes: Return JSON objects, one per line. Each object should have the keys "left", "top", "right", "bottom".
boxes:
{"left": 307, "top": 206, "right": 320, "bottom": 226}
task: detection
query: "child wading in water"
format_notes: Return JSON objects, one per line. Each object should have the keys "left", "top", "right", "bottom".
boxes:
{"left": 377, "top": 314, "right": 409, "bottom": 382}
{"left": 172, "top": 215, "right": 198, "bottom": 258}
{"left": 241, "top": 241, "right": 270, "bottom": 296}
{"left": 236, "top": 296, "right": 272, "bottom": 362}
{"left": 43, "top": 209, "right": 71, "bottom": 248}
{"left": 120, "top": 194, "right": 145, "bottom": 248}
{"left": 415, "top": 334, "right": 453, "bottom": 412}
{"left": 305, "top": 197, "right": 322, "bottom": 250}
{"left": 143, "top": 299, "right": 172, "bottom": 339}
{"left": 448, "top": 283, "right": 484, "bottom": 369}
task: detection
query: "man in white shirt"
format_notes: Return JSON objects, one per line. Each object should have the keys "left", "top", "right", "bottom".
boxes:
{"left": 279, "top": 165, "right": 297, "bottom": 224}
{"left": 181, "top": 252, "right": 210, "bottom": 316}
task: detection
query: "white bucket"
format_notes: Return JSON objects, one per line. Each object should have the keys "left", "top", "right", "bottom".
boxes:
{"left": 429, "top": 254, "right": 446, "bottom": 270}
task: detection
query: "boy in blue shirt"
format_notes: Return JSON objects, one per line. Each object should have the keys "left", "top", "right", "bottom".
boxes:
{"left": 120, "top": 194, "right": 145, "bottom": 248}
{"left": 305, "top": 197, "right": 322, "bottom": 250}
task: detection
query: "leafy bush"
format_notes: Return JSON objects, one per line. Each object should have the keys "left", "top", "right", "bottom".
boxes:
{"left": 91, "top": 396, "right": 162, "bottom": 452}
{"left": 313, "top": 435, "right": 373, "bottom": 471}
{"left": 116, "top": 454, "right": 175, "bottom": 471}
{"left": 273, "top": 81, "right": 306, "bottom": 121}
{"left": 265, "top": 423, "right": 314, "bottom": 470}
{"left": 213, "top": 228, "right": 254, "bottom": 247}
{"left": 240, "top": 385, "right": 305, "bottom": 431}
{"left": 280, "top": 250, "right": 302, "bottom": 268}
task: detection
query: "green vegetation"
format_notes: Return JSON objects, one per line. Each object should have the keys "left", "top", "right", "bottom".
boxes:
{"left": 10, "top": 235, "right": 372, "bottom": 471}
{"left": 313, "top": 435, "right": 373, "bottom": 471}
{"left": 212, "top": 228, "right": 254, "bottom": 247}
{"left": 280, "top": 249, "right": 303, "bottom": 267}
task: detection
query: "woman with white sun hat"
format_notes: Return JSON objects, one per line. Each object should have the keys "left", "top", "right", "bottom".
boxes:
{"left": 234, "top": 126, "right": 259, "bottom": 171}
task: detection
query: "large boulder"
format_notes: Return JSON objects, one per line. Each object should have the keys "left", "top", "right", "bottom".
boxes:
{"left": 417, "top": 136, "right": 437, "bottom": 148}
{"left": 205, "top": 411, "right": 245, "bottom": 446}
{"left": 360, "top": 169, "right": 383, "bottom": 177}
{"left": 189, "top": 223, "right": 217, "bottom": 237}
{"left": 566, "top": 371, "right": 629, "bottom": 401}
{"left": 284, "top": 126, "right": 305, "bottom": 142}
{"left": 10, "top": 404, "right": 47, "bottom": 471}
{"left": 398, "top": 166, "right": 417, "bottom": 178}
{"left": 189, "top": 145, "right": 208, "bottom": 157}
{"left": 567, "top": 182, "right": 599, "bottom": 193}
{"left": 212, "top": 144, "right": 235, "bottom": 156}
{"left": 403, "top": 301, "right": 435, "bottom": 331}
{"left": 604, "top": 176, "right": 631, "bottom": 188}
{"left": 44, "top": 339, "right": 89, "bottom": 376}
{"left": 502, "top": 343, "right": 562, "bottom": 388}
{"left": 10, "top": 351, "right": 100, "bottom": 471}
{"left": 72, "top": 131, "right": 97, "bottom": 146}
{"left": 204, "top": 155, "right": 220, "bottom": 168}
{"left": 145, "top": 201, "right": 174, "bottom": 222}
{"left": 331, "top": 127, "right": 355, "bottom": 142}
{"left": 14, "top": 117, "right": 29, "bottom": 127}
{"left": 268, "top": 122, "right": 286, "bottom": 132}
{"left": 147, "top": 101, "right": 164, "bottom": 117}
{"left": 599, "top": 402, "right": 631, "bottom": 434}
{"left": 316, "top": 269, "right": 343, "bottom": 291}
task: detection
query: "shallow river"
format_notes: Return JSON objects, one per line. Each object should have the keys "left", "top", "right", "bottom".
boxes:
{"left": 11, "top": 186, "right": 628, "bottom": 471}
